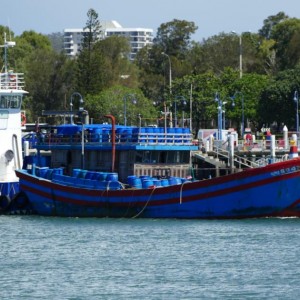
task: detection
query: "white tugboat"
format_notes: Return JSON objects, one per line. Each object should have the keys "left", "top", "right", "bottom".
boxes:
{"left": 0, "top": 33, "right": 28, "bottom": 212}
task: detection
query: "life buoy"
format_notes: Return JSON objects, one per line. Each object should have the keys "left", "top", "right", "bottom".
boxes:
{"left": 21, "top": 113, "right": 26, "bottom": 126}
{"left": 0, "top": 195, "right": 11, "bottom": 213}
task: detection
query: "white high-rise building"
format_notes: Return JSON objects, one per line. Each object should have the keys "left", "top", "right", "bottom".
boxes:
{"left": 64, "top": 21, "right": 153, "bottom": 60}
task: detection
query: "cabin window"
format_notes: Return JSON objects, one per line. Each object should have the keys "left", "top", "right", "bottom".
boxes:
{"left": 137, "top": 150, "right": 189, "bottom": 164}
{"left": 142, "top": 151, "right": 151, "bottom": 163}
{"left": 159, "top": 151, "right": 167, "bottom": 163}
{"left": 167, "top": 151, "right": 190, "bottom": 163}
{"left": 135, "top": 152, "right": 143, "bottom": 163}
{"left": 167, "top": 151, "right": 180, "bottom": 163}
{"left": 0, "top": 95, "right": 21, "bottom": 109}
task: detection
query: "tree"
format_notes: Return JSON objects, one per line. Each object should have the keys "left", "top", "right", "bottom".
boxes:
{"left": 47, "top": 32, "right": 64, "bottom": 53}
{"left": 24, "top": 49, "right": 76, "bottom": 122}
{"left": 193, "top": 33, "right": 239, "bottom": 75}
{"left": 77, "top": 35, "right": 136, "bottom": 96}
{"left": 82, "top": 8, "right": 102, "bottom": 50}
{"left": 94, "top": 36, "right": 138, "bottom": 88}
{"left": 77, "top": 8, "right": 103, "bottom": 95}
{"left": 155, "top": 19, "right": 198, "bottom": 59}
{"left": 271, "top": 18, "right": 300, "bottom": 70}
{"left": 84, "top": 86, "right": 157, "bottom": 125}
{"left": 0, "top": 29, "right": 52, "bottom": 72}
{"left": 259, "top": 12, "right": 289, "bottom": 39}
{"left": 172, "top": 68, "right": 268, "bottom": 134}
{"left": 135, "top": 19, "right": 197, "bottom": 105}
{"left": 258, "top": 66, "right": 300, "bottom": 131}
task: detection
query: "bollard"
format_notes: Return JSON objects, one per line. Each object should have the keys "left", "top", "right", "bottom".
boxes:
{"left": 289, "top": 145, "right": 298, "bottom": 159}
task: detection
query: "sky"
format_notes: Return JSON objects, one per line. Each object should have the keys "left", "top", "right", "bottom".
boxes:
{"left": 1, "top": 0, "right": 300, "bottom": 41}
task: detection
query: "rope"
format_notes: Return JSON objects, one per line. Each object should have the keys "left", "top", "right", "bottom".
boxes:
{"left": 179, "top": 181, "right": 190, "bottom": 204}
{"left": 131, "top": 186, "right": 157, "bottom": 218}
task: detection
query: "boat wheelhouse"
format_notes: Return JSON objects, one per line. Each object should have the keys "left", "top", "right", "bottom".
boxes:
{"left": 0, "top": 34, "right": 28, "bottom": 208}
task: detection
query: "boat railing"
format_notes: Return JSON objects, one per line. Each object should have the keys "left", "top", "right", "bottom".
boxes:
{"left": 0, "top": 72, "right": 25, "bottom": 90}
{"left": 39, "top": 131, "right": 194, "bottom": 146}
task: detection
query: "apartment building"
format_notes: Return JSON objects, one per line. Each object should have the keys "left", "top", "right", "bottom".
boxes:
{"left": 64, "top": 20, "right": 153, "bottom": 60}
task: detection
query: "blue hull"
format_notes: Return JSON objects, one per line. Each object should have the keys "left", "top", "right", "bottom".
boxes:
{"left": 15, "top": 158, "right": 300, "bottom": 219}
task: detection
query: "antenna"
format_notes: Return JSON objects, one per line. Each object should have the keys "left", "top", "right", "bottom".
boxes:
{"left": 0, "top": 32, "right": 16, "bottom": 73}
{"left": 7, "top": 17, "right": 12, "bottom": 41}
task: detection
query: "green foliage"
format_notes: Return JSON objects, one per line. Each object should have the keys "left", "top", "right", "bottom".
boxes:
{"left": 258, "top": 66, "right": 300, "bottom": 130}
{"left": 82, "top": 8, "right": 102, "bottom": 50}
{"left": 271, "top": 18, "right": 300, "bottom": 70}
{"left": 24, "top": 49, "right": 76, "bottom": 122}
{"left": 259, "top": 11, "right": 289, "bottom": 39}
{"left": 76, "top": 35, "right": 136, "bottom": 95}
{"left": 172, "top": 69, "right": 269, "bottom": 134}
{"left": 47, "top": 32, "right": 64, "bottom": 53}
{"left": 76, "top": 8, "right": 103, "bottom": 95}
{"left": 155, "top": 19, "right": 198, "bottom": 58}
{"left": 84, "top": 85, "right": 157, "bottom": 126}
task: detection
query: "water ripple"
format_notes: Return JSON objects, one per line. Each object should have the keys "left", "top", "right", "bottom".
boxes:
{"left": 1, "top": 216, "right": 300, "bottom": 299}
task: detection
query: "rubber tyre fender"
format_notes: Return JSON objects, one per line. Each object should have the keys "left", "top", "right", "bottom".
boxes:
{"left": 12, "top": 191, "right": 29, "bottom": 210}
{"left": 0, "top": 195, "right": 11, "bottom": 213}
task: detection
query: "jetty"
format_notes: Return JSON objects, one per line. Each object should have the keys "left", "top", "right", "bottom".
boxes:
{"left": 191, "top": 133, "right": 296, "bottom": 179}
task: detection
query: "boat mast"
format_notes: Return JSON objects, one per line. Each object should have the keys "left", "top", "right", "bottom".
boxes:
{"left": 1, "top": 32, "right": 16, "bottom": 73}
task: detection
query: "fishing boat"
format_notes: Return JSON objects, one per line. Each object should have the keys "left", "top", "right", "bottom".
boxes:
{"left": 0, "top": 34, "right": 28, "bottom": 213}
{"left": 10, "top": 106, "right": 300, "bottom": 218}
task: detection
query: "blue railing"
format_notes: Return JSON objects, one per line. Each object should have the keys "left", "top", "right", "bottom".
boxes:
{"left": 38, "top": 127, "right": 194, "bottom": 146}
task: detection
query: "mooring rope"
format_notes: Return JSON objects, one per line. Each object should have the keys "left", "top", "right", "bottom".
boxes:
{"left": 131, "top": 186, "right": 157, "bottom": 219}
{"left": 179, "top": 181, "right": 190, "bottom": 204}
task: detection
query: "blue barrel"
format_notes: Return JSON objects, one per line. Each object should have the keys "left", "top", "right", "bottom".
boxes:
{"left": 158, "top": 127, "right": 164, "bottom": 143}
{"left": 46, "top": 169, "right": 53, "bottom": 180}
{"left": 53, "top": 168, "right": 63, "bottom": 176}
{"left": 152, "top": 179, "right": 161, "bottom": 187}
{"left": 95, "top": 172, "right": 107, "bottom": 181}
{"left": 93, "top": 128, "right": 102, "bottom": 142}
{"left": 72, "top": 169, "right": 81, "bottom": 178}
{"left": 151, "top": 127, "right": 158, "bottom": 143}
{"left": 175, "top": 128, "right": 183, "bottom": 143}
{"left": 127, "top": 175, "right": 137, "bottom": 185}
{"left": 78, "top": 170, "right": 87, "bottom": 178}
{"left": 102, "top": 128, "right": 111, "bottom": 142}
{"left": 161, "top": 179, "right": 169, "bottom": 186}
{"left": 140, "top": 175, "right": 151, "bottom": 181}
{"left": 182, "top": 128, "right": 190, "bottom": 144}
{"left": 107, "top": 181, "right": 122, "bottom": 190}
{"left": 167, "top": 127, "right": 176, "bottom": 143}
{"left": 116, "top": 127, "right": 123, "bottom": 143}
{"left": 142, "top": 179, "right": 154, "bottom": 189}
{"left": 139, "top": 127, "right": 146, "bottom": 143}
{"left": 145, "top": 127, "right": 154, "bottom": 143}
{"left": 38, "top": 167, "right": 49, "bottom": 178}
{"left": 121, "top": 128, "right": 132, "bottom": 143}
{"left": 85, "top": 171, "right": 96, "bottom": 179}
{"left": 169, "top": 177, "right": 181, "bottom": 185}
{"left": 175, "top": 177, "right": 182, "bottom": 184}
{"left": 96, "top": 181, "right": 108, "bottom": 190}
{"left": 106, "top": 172, "right": 118, "bottom": 182}
{"left": 131, "top": 127, "right": 139, "bottom": 142}
{"left": 131, "top": 178, "right": 142, "bottom": 189}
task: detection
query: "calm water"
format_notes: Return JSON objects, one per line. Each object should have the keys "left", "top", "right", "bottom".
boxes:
{"left": 1, "top": 216, "right": 300, "bottom": 299}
